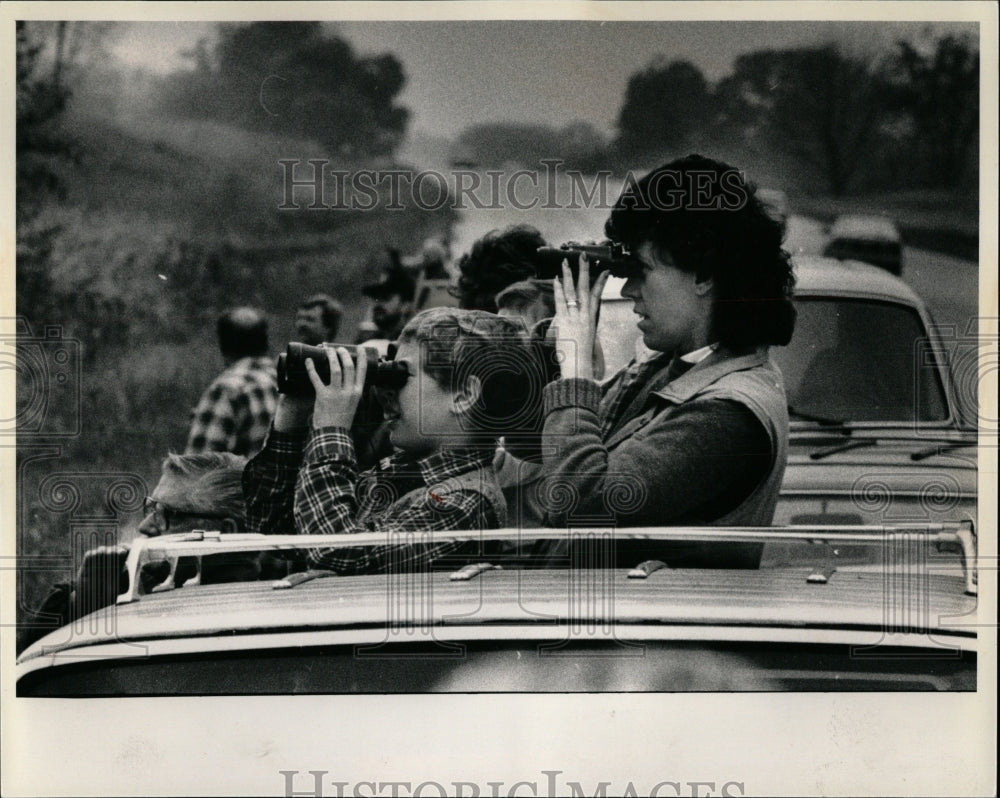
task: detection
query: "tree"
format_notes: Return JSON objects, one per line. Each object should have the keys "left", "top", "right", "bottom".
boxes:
{"left": 16, "top": 21, "right": 74, "bottom": 212}
{"left": 888, "top": 34, "right": 979, "bottom": 187}
{"left": 16, "top": 21, "right": 119, "bottom": 213}
{"left": 714, "top": 46, "right": 889, "bottom": 195}
{"left": 615, "top": 59, "right": 712, "bottom": 157}
{"left": 453, "top": 121, "right": 608, "bottom": 170}
{"left": 158, "top": 22, "right": 409, "bottom": 157}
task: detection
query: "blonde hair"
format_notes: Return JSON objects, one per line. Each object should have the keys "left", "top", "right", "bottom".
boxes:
{"left": 161, "top": 452, "right": 247, "bottom": 522}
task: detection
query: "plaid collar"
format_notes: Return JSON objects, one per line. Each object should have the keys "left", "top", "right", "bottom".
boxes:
{"left": 381, "top": 446, "right": 495, "bottom": 486}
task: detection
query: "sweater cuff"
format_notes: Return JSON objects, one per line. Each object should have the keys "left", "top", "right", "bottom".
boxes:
{"left": 265, "top": 427, "right": 309, "bottom": 451}
{"left": 543, "top": 378, "right": 602, "bottom": 415}
{"left": 304, "top": 426, "right": 356, "bottom": 465}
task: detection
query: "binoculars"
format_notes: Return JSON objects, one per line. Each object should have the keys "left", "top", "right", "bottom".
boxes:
{"left": 276, "top": 343, "right": 409, "bottom": 396}
{"left": 535, "top": 241, "right": 638, "bottom": 281}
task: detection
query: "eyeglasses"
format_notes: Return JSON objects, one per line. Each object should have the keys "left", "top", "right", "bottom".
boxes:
{"left": 142, "top": 497, "right": 231, "bottom": 533}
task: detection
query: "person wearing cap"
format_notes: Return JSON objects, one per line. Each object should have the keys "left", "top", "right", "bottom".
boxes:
{"left": 358, "top": 250, "right": 417, "bottom": 347}
{"left": 404, "top": 236, "right": 451, "bottom": 280}
{"left": 540, "top": 154, "right": 796, "bottom": 568}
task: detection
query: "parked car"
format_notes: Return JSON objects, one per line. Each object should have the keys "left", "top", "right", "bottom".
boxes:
{"left": 823, "top": 213, "right": 904, "bottom": 274}
{"left": 771, "top": 256, "right": 975, "bottom": 527}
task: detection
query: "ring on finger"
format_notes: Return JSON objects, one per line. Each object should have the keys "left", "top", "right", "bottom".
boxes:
{"left": 566, "top": 299, "right": 579, "bottom": 308}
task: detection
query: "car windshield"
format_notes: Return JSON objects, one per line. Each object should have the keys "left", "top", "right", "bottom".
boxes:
{"left": 774, "top": 298, "right": 948, "bottom": 423}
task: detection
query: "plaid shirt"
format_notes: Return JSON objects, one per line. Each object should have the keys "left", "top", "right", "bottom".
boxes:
{"left": 186, "top": 357, "right": 277, "bottom": 457}
{"left": 243, "top": 426, "right": 502, "bottom": 574}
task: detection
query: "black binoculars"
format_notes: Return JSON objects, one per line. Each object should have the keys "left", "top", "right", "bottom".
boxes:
{"left": 276, "top": 343, "right": 409, "bottom": 396}
{"left": 535, "top": 241, "right": 637, "bottom": 281}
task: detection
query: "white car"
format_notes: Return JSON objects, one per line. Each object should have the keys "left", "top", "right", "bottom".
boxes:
{"left": 823, "top": 213, "right": 904, "bottom": 274}
{"left": 16, "top": 522, "right": 977, "bottom": 695}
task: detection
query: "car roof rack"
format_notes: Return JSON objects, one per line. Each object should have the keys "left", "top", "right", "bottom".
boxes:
{"left": 117, "top": 521, "right": 977, "bottom": 604}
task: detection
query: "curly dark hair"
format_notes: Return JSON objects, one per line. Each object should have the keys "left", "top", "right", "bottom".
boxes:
{"left": 605, "top": 154, "right": 796, "bottom": 348}
{"left": 451, "top": 224, "right": 548, "bottom": 313}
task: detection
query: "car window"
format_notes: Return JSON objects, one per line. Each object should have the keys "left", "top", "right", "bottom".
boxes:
{"left": 598, "top": 298, "right": 651, "bottom": 376}
{"left": 774, "top": 298, "right": 948, "bottom": 422}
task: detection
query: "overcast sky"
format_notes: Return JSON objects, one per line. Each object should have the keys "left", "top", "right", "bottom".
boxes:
{"left": 110, "top": 19, "right": 978, "bottom": 138}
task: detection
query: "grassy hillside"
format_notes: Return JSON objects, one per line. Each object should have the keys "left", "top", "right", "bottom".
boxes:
{"left": 16, "top": 111, "right": 454, "bottom": 620}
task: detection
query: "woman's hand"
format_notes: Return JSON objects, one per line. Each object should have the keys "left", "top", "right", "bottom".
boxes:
{"left": 307, "top": 346, "right": 369, "bottom": 429}
{"left": 552, "top": 253, "right": 610, "bottom": 381}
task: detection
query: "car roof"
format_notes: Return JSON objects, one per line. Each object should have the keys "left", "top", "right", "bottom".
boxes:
{"left": 603, "top": 274, "right": 628, "bottom": 299}
{"left": 829, "top": 214, "right": 901, "bottom": 241}
{"left": 17, "top": 523, "right": 977, "bottom": 665}
{"left": 789, "top": 255, "right": 922, "bottom": 306}
{"left": 756, "top": 188, "right": 788, "bottom": 207}
{"left": 604, "top": 256, "right": 924, "bottom": 309}
{"left": 17, "top": 565, "right": 976, "bottom": 664}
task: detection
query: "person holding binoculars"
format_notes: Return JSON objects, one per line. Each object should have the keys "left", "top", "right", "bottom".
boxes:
{"left": 242, "top": 307, "right": 541, "bottom": 575}
{"left": 537, "top": 154, "right": 797, "bottom": 568}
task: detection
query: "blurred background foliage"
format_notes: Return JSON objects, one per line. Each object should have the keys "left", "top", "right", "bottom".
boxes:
{"left": 455, "top": 36, "right": 979, "bottom": 197}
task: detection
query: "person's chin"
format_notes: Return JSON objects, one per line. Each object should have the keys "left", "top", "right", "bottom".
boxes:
{"left": 387, "top": 424, "right": 409, "bottom": 450}
{"left": 640, "top": 330, "right": 668, "bottom": 353}
{"left": 390, "top": 431, "right": 435, "bottom": 459}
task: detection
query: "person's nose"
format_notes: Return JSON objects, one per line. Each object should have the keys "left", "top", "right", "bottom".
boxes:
{"left": 137, "top": 510, "right": 162, "bottom": 537}
{"left": 621, "top": 275, "right": 641, "bottom": 300}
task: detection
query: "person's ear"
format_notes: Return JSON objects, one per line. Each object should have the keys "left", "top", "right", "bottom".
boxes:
{"left": 694, "top": 275, "right": 714, "bottom": 296}
{"left": 220, "top": 517, "right": 239, "bottom": 535}
{"left": 451, "top": 374, "right": 482, "bottom": 417}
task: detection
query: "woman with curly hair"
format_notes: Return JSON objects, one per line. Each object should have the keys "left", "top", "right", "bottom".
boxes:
{"left": 541, "top": 154, "right": 796, "bottom": 568}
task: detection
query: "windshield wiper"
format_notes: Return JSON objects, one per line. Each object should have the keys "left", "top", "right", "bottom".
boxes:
{"left": 910, "top": 441, "right": 977, "bottom": 462}
{"left": 808, "top": 439, "right": 878, "bottom": 460}
{"left": 788, "top": 404, "right": 846, "bottom": 427}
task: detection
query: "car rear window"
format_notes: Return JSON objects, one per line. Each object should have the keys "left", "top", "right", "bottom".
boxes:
{"left": 773, "top": 298, "right": 949, "bottom": 422}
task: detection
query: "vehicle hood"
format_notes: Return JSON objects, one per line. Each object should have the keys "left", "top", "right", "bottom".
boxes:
{"left": 778, "top": 432, "right": 977, "bottom": 525}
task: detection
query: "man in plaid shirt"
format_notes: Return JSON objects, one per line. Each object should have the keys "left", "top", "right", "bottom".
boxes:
{"left": 186, "top": 307, "right": 278, "bottom": 457}
{"left": 243, "top": 308, "right": 537, "bottom": 574}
